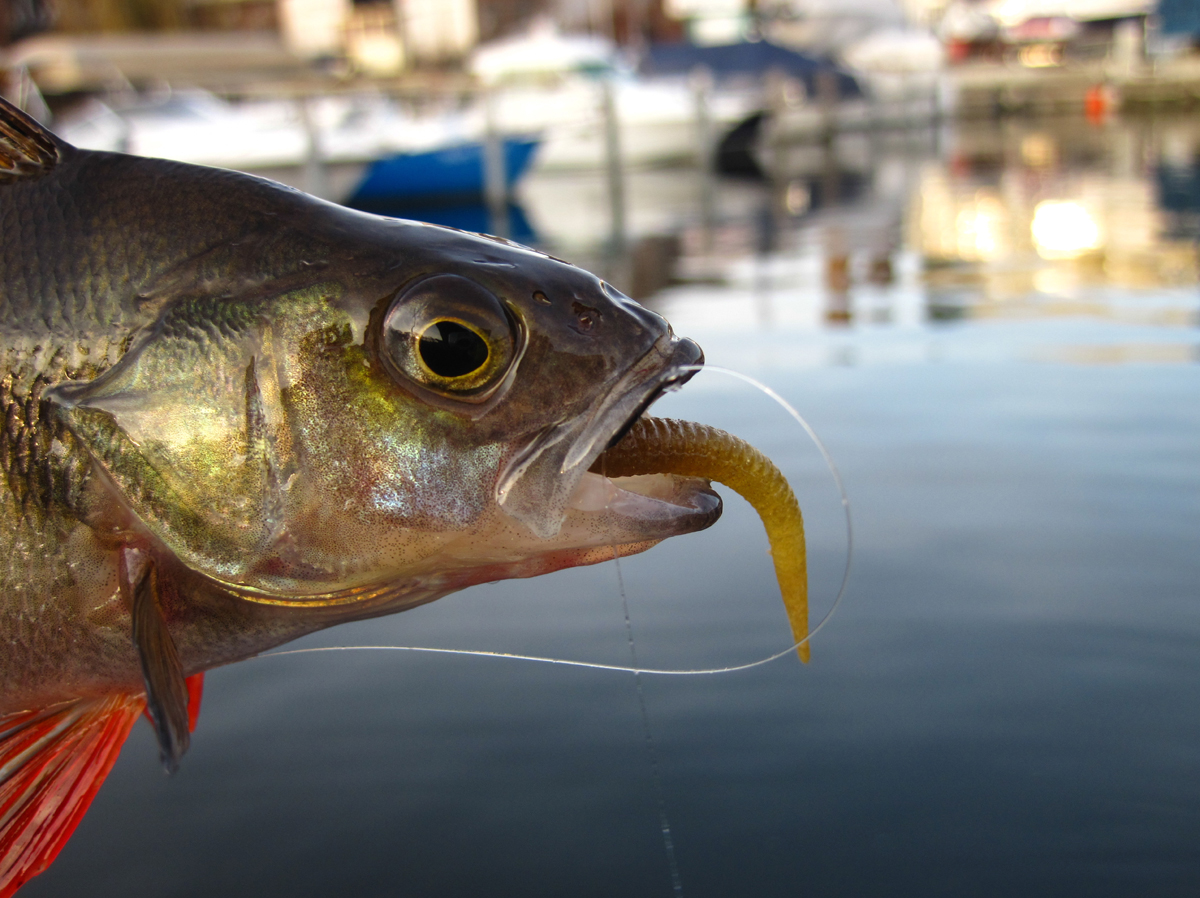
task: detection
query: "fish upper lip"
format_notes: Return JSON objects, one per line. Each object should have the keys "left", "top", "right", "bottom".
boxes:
{"left": 559, "top": 335, "right": 704, "bottom": 474}
{"left": 601, "top": 359, "right": 698, "bottom": 452}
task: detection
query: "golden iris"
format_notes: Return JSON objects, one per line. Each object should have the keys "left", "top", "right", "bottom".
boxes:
{"left": 416, "top": 318, "right": 491, "bottom": 379}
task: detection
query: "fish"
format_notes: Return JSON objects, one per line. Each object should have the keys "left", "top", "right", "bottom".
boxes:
{"left": 0, "top": 95, "right": 806, "bottom": 895}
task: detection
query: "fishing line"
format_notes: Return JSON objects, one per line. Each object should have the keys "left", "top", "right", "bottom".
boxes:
{"left": 614, "top": 549, "right": 684, "bottom": 897}
{"left": 261, "top": 366, "right": 853, "bottom": 675}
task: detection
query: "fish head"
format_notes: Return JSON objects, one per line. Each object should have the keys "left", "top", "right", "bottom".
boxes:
{"left": 51, "top": 218, "right": 719, "bottom": 606}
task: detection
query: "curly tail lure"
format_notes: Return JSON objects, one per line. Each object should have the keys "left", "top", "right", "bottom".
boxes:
{"left": 593, "top": 416, "right": 810, "bottom": 662}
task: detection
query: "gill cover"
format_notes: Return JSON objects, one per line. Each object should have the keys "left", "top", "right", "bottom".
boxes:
{"left": 45, "top": 290, "right": 298, "bottom": 581}
{"left": 46, "top": 276, "right": 494, "bottom": 583}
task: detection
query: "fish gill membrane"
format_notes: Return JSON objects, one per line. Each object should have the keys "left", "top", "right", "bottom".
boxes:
{"left": 266, "top": 366, "right": 852, "bottom": 675}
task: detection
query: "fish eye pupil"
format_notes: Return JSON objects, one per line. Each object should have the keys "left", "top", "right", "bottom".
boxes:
{"left": 418, "top": 320, "right": 489, "bottom": 378}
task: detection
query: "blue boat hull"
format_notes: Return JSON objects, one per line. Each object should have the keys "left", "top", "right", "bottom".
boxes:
{"left": 348, "top": 136, "right": 540, "bottom": 206}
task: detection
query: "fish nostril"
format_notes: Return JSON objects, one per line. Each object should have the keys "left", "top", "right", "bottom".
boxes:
{"left": 571, "top": 301, "right": 599, "bottom": 334}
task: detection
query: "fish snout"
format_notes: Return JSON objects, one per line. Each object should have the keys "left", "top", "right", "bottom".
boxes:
{"left": 665, "top": 334, "right": 704, "bottom": 381}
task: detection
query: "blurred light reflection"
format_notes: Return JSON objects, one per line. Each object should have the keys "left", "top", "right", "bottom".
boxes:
{"left": 956, "top": 192, "right": 1009, "bottom": 260}
{"left": 1031, "top": 200, "right": 1102, "bottom": 259}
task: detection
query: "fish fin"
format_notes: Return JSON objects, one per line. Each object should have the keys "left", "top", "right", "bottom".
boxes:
{"left": 139, "top": 674, "right": 202, "bottom": 733}
{"left": 0, "top": 96, "right": 61, "bottom": 183}
{"left": 123, "top": 552, "right": 191, "bottom": 774}
{"left": 185, "top": 674, "right": 204, "bottom": 734}
{"left": 0, "top": 694, "right": 145, "bottom": 897}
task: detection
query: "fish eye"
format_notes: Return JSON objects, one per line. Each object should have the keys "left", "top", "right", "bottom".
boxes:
{"left": 417, "top": 319, "right": 490, "bottom": 378}
{"left": 381, "top": 275, "right": 517, "bottom": 400}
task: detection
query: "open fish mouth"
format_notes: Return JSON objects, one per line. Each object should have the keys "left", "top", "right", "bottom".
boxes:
{"left": 495, "top": 333, "right": 711, "bottom": 541}
{"left": 563, "top": 469, "right": 722, "bottom": 544}
{"left": 561, "top": 341, "right": 722, "bottom": 547}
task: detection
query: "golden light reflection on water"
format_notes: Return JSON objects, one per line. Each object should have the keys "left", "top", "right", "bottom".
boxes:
{"left": 914, "top": 170, "right": 1193, "bottom": 280}
{"left": 909, "top": 117, "right": 1200, "bottom": 323}
{"left": 1031, "top": 201, "right": 1102, "bottom": 259}
{"left": 953, "top": 191, "right": 1009, "bottom": 260}
{"left": 1031, "top": 343, "right": 1200, "bottom": 365}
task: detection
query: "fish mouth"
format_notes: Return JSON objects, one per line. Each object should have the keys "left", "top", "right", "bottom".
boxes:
{"left": 496, "top": 334, "right": 712, "bottom": 541}
{"left": 564, "top": 334, "right": 704, "bottom": 471}
{"left": 563, "top": 469, "right": 721, "bottom": 542}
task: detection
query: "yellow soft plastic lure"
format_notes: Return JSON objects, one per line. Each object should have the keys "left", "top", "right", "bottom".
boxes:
{"left": 593, "top": 416, "right": 810, "bottom": 662}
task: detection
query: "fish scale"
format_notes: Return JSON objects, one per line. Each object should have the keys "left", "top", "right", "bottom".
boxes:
{"left": 0, "top": 348, "right": 133, "bottom": 696}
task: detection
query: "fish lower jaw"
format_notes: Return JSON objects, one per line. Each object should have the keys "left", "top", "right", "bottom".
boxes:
{"left": 489, "top": 478, "right": 717, "bottom": 582}
{"left": 565, "top": 471, "right": 722, "bottom": 537}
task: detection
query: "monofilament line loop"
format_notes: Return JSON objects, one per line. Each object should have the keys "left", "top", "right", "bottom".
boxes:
{"left": 260, "top": 365, "right": 852, "bottom": 676}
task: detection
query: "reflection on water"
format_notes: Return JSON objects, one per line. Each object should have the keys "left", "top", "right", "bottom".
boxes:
{"left": 915, "top": 122, "right": 1199, "bottom": 326}
{"left": 27, "top": 115, "right": 1200, "bottom": 897}
{"left": 512, "top": 114, "right": 1200, "bottom": 334}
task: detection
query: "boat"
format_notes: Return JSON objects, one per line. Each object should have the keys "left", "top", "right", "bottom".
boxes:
{"left": 639, "top": 39, "right": 864, "bottom": 172}
{"left": 469, "top": 23, "right": 761, "bottom": 171}
{"left": 347, "top": 135, "right": 540, "bottom": 207}
{"left": 56, "top": 90, "right": 540, "bottom": 206}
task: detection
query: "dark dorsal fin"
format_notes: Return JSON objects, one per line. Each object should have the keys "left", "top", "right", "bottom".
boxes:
{"left": 0, "top": 95, "right": 62, "bottom": 183}
{"left": 0, "top": 694, "right": 145, "bottom": 897}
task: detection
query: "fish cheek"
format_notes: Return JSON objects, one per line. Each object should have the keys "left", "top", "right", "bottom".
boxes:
{"left": 482, "top": 330, "right": 609, "bottom": 440}
{"left": 272, "top": 326, "right": 504, "bottom": 576}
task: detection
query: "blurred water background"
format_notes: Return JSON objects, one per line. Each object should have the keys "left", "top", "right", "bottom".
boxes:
{"left": 7, "top": 0, "right": 1200, "bottom": 893}
{"left": 18, "top": 107, "right": 1199, "bottom": 896}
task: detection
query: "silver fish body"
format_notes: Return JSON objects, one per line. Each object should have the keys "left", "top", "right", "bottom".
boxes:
{"left": 0, "top": 101, "right": 718, "bottom": 715}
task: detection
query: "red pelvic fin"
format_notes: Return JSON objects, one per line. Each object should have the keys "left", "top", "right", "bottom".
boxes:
{"left": 185, "top": 673, "right": 204, "bottom": 734}
{"left": 0, "top": 693, "right": 145, "bottom": 897}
